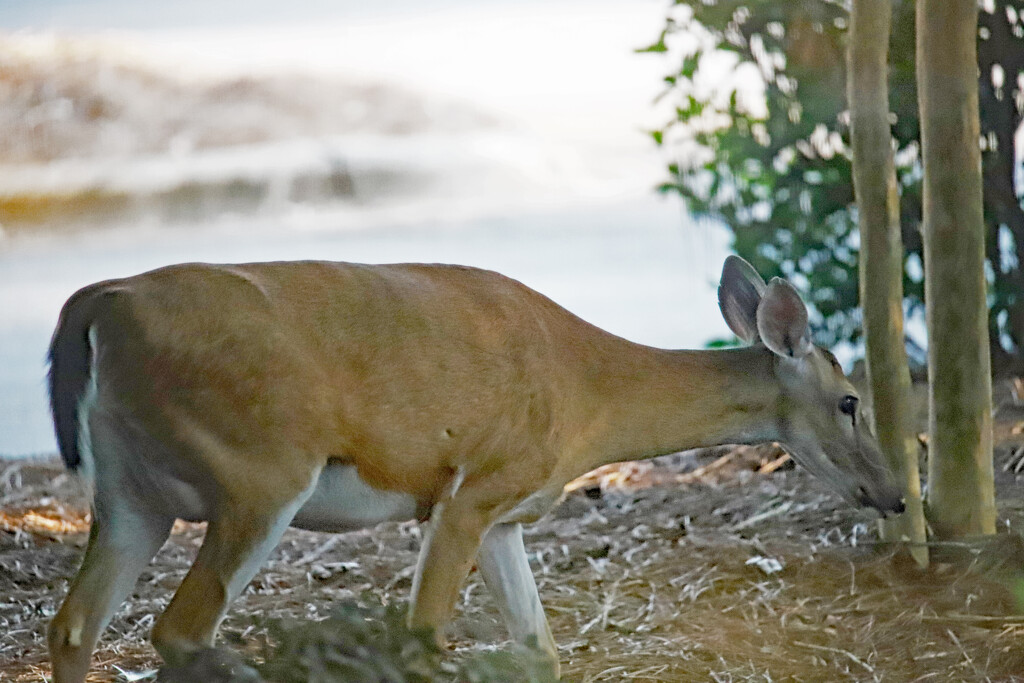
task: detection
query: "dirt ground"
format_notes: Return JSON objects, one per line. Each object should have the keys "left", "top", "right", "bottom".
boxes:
{"left": 5, "top": 393, "right": 1024, "bottom": 683}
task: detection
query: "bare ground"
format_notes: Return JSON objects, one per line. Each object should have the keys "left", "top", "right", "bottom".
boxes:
{"left": 4, "top": 425, "right": 1024, "bottom": 683}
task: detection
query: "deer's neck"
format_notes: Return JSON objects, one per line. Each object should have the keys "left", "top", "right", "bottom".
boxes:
{"left": 572, "top": 343, "right": 781, "bottom": 471}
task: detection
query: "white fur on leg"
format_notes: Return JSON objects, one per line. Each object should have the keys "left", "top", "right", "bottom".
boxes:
{"left": 477, "top": 523, "right": 558, "bottom": 675}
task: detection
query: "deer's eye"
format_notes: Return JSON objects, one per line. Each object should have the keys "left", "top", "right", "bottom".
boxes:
{"left": 839, "top": 395, "right": 859, "bottom": 417}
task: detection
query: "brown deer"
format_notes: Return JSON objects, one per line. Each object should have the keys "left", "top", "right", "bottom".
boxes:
{"left": 46, "top": 255, "right": 903, "bottom": 681}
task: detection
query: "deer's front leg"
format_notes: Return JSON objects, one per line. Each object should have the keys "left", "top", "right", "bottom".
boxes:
{"left": 408, "top": 487, "right": 496, "bottom": 643}
{"left": 477, "top": 522, "right": 558, "bottom": 675}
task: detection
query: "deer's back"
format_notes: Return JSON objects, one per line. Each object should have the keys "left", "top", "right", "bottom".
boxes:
{"left": 79, "top": 261, "right": 601, "bottom": 497}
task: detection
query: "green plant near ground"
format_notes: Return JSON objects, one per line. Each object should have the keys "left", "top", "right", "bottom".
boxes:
{"left": 255, "top": 596, "right": 556, "bottom": 683}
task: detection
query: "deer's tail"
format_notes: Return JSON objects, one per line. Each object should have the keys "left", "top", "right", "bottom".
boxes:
{"left": 47, "top": 284, "right": 111, "bottom": 473}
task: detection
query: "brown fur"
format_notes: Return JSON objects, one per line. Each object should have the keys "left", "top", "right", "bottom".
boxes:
{"left": 46, "top": 259, "right": 899, "bottom": 683}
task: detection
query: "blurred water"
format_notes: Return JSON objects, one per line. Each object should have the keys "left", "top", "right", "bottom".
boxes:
{"left": 1, "top": 0, "right": 468, "bottom": 30}
{"left": 2, "top": 0, "right": 672, "bottom": 151}
{"left": 0, "top": 0, "right": 733, "bottom": 456}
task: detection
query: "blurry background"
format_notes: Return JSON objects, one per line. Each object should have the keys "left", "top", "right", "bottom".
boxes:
{"left": 0, "top": 0, "right": 730, "bottom": 456}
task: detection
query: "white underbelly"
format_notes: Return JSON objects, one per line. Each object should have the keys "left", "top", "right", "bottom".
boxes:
{"left": 290, "top": 462, "right": 421, "bottom": 533}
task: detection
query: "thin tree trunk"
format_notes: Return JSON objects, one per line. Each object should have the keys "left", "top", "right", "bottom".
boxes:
{"left": 848, "top": 0, "right": 928, "bottom": 565}
{"left": 917, "top": 0, "right": 997, "bottom": 538}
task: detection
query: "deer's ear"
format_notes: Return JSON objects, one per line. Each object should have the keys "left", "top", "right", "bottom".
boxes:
{"left": 718, "top": 255, "right": 767, "bottom": 345}
{"left": 757, "top": 278, "right": 813, "bottom": 359}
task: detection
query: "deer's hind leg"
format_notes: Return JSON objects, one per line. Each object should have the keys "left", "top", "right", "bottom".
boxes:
{"left": 48, "top": 418, "right": 175, "bottom": 683}
{"left": 49, "top": 500, "right": 174, "bottom": 683}
{"left": 150, "top": 457, "right": 320, "bottom": 668}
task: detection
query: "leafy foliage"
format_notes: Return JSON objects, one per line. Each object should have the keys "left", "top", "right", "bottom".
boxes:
{"left": 253, "top": 595, "right": 556, "bottom": 683}
{"left": 646, "top": 0, "right": 1024, "bottom": 368}
{"left": 257, "top": 598, "right": 442, "bottom": 683}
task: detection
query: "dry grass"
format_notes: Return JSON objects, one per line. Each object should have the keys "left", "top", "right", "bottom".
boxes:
{"left": 4, "top": 441, "right": 1024, "bottom": 682}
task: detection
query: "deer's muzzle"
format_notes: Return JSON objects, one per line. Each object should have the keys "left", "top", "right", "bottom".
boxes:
{"left": 857, "top": 484, "right": 905, "bottom": 516}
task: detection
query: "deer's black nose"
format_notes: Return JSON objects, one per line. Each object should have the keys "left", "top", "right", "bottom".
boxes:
{"left": 859, "top": 485, "right": 906, "bottom": 516}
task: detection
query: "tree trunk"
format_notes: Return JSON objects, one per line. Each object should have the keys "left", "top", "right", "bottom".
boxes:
{"left": 848, "top": 0, "right": 928, "bottom": 565}
{"left": 917, "top": 0, "right": 997, "bottom": 538}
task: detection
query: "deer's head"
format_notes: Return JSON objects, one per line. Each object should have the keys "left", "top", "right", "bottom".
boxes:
{"left": 719, "top": 256, "right": 905, "bottom": 515}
